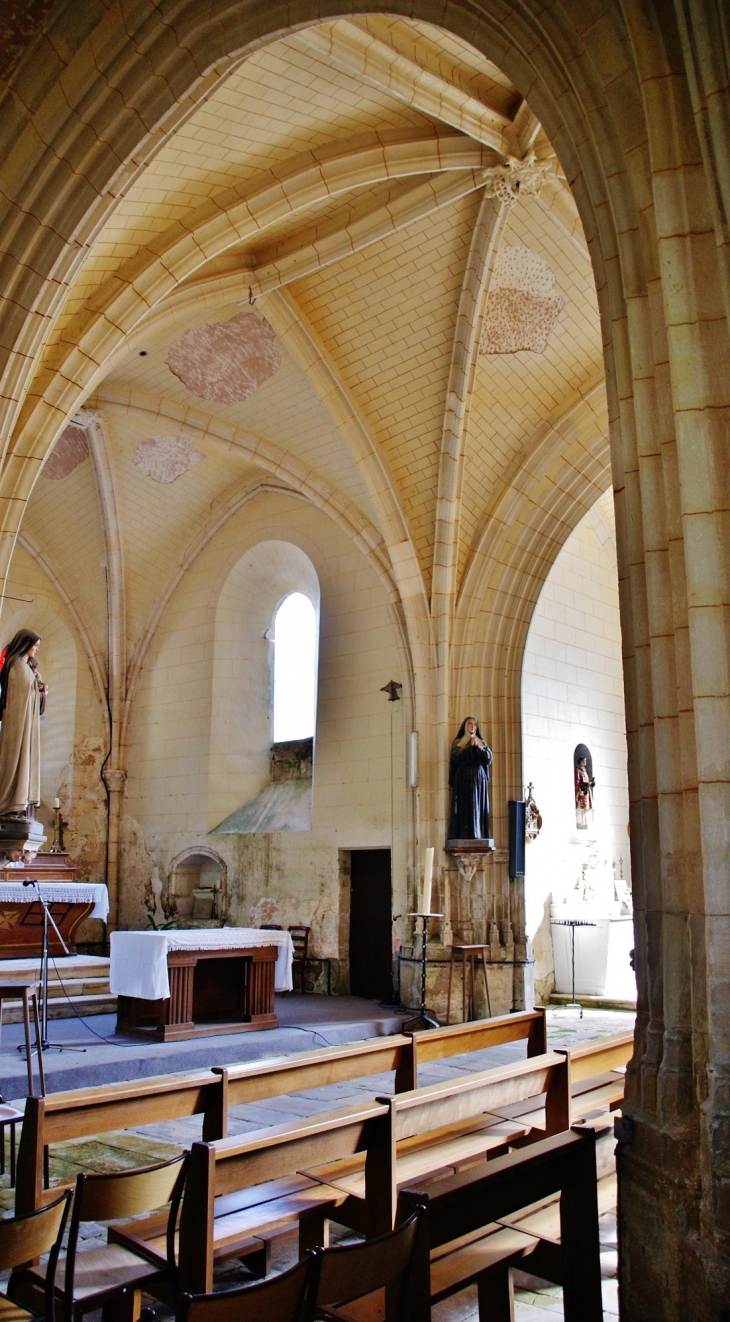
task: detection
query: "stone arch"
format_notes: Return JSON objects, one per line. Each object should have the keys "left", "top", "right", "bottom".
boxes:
{"left": 452, "top": 386, "right": 612, "bottom": 846}
{"left": 167, "top": 846, "right": 229, "bottom": 925}
{"left": 0, "top": 4, "right": 728, "bottom": 1313}
{"left": 208, "top": 539, "right": 320, "bottom": 833}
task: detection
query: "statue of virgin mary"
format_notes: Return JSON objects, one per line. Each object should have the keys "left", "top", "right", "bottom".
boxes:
{"left": 448, "top": 716, "right": 493, "bottom": 842}
{"left": 0, "top": 630, "right": 47, "bottom": 819}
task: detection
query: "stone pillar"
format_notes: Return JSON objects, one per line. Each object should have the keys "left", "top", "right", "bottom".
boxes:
{"left": 102, "top": 767, "right": 126, "bottom": 931}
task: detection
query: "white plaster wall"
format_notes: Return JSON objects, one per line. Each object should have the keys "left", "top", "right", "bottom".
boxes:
{"left": 123, "top": 492, "right": 409, "bottom": 961}
{"left": 521, "top": 491, "right": 630, "bottom": 1000}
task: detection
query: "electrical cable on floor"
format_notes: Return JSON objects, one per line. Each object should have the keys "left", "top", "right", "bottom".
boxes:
{"left": 275, "top": 1024, "right": 335, "bottom": 1048}
{"left": 43, "top": 954, "right": 141, "bottom": 1045}
{"left": 8, "top": 956, "right": 338, "bottom": 1054}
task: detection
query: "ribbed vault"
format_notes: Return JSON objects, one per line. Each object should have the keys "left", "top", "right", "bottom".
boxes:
{"left": 2, "top": 3, "right": 730, "bottom": 1315}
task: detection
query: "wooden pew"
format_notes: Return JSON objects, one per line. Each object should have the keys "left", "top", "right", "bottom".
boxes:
{"left": 563, "top": 1029, "right": 633, "bottom": 1123}
{"left": 176, "top": 1101, "right": 391, "bottom": 1294}
{"left": 408, "top": 1009, "right": 547, "bottom": 1086}
{"left": 15, "top": 1068, "right": 228, "bottom": 1214}
{"left": 221, "top": 1008, "right": 547, "bottom": 1104}
{"left": 224, "top": 1034, "right": 416, "bottom": 1101}
{"left": 398, "top": 1126, "right": 604, "bottom": 1322}
{"left": 15, "top": 1008, "right": 547, "bottom": 1218}
{"left": 172, "top": 1051, "right": 570, "bottom": 1294}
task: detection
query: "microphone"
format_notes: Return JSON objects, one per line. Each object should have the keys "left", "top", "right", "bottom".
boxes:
{"left": 22, "top": 879, "right": 38, "bottom": 887}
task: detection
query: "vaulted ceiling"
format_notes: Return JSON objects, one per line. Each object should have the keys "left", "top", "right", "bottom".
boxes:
{"left": 16, "top": 14, "right": 607, "bottom": 688}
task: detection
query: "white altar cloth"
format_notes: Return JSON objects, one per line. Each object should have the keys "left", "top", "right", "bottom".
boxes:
{"left": 0, "top": 882, "right": 109, "bottom": 921}
{"left": 110, "top": 928, "right": 294, "bottom": 1000}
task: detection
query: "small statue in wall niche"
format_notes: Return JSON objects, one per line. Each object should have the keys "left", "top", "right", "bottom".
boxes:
{"left": 575, "top": 756, "right": 595, "bottom": 830}
{"left": 448, "top": 717, "right": 493, "bottom": 842}
{"left": 524, "top": 784, "right": 542, "bottom": 842}
{"left": 0, "top": 630, "right": 48, "bottom": 820}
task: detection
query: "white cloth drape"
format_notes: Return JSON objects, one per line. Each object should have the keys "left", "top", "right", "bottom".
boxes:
{"left": 110, "top": 927, "right": 294, "bottom": 1000}
{"left": 0, "top": 882, "right": 109, "bottom": 920}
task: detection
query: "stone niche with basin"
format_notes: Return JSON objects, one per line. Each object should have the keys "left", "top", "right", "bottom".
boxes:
{"left": 167, "top": 849, "right": 228, "bottom": 926}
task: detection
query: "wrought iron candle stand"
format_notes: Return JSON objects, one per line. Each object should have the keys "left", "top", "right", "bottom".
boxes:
{"left": 403, "top": 912, "right": 443, "bottom": 1032}
{"left": 551, "top": 917, "right": 596, "bottom": 1018}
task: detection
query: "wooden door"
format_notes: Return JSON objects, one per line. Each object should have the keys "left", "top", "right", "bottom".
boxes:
{"left": 349, "top": 849, "right": 392, "bottom": 1000}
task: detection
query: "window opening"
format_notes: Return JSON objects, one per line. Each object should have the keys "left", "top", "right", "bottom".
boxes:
{"left": 273, "top": 592, "right": 317, "bottom": 742}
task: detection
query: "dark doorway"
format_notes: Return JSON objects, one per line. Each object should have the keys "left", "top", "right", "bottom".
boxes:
{"left": 349, "top": 849, "right": 392, "bottom": 1001}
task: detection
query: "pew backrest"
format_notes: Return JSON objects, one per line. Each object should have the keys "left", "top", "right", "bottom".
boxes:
{"left": 398, "top": 1127, "right": 603, "bottom": 1322}
{"left": 382, "top": 1052, "right": 569, "bottom": 1145}
{"left": 409, "top": 1009, "right": 547, "bottom": 1083}
{"left": 15, "top": 1068, "right": 228, "bottom": 1214}
{"left": 178, "top": 1100, "right": 390, "bottom": 1292}
{"left": 224, "top": 1034, "right": 415, "bottom": 1103}
{"left": 561, "top": 1030, "right": 633, "bottom": 1084}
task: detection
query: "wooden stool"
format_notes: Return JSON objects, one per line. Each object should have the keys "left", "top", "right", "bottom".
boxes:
{"left": 0, "top": 982, "right": 45, "bottom": 1098}
{"left": 446, "top": 945, "right": 492, "bottom": 1024}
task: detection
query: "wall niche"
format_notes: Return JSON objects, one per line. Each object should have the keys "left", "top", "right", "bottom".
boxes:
{"left": 168, "top": 848, "right": 228, "bottom": 926}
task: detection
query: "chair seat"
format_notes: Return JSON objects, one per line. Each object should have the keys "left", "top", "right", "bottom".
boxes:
{"left": 0, "top": 1106, "right": 22, "bottom": 1123}
{"left": 27, "top": 1243, "right": 165, "bottom": 1302}
{"left": 0, "top": 1293, "right": 35, "bottom": 1322}
{"left": 318, "top": 1289, "right": 385, "bottom": 1322}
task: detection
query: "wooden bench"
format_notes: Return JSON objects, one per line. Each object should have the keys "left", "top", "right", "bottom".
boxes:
{"left": 478, "top": 1030, "right": 633, "bottom": 1138}
{"left": 564, "top": 1029, "right": 632, "bottom": 1124}
{"left": 407, "top": 1010, "right": 546, "bottom": 1086}
{"left": 15, "top": 1068, "right": 228, "bottom": 1215}
{"left": 221, "top": 1008, "right": 547, "bottom": 1103}
{"left": 168, "top": 1050, "right": 572, "bottom": 1295}
{"left": 399, "top": 1126, "right": 604, "bottom": 1322}
{"left": 175, "top": 1101, "right": 392, "bottom": 1293}
{"left": 15, "top": 1008, "right": 547, "bottom": 1217}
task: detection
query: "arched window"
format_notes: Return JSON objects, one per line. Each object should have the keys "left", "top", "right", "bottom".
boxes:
{"left": 273, "top": 592, "right": 318, "bottom": 742}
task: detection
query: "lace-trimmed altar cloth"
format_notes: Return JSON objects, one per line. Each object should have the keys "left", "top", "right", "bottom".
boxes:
{"left": 0, "top": 882, "right": 109, "bottom": 920}
{"left": 110, "top": 927, "right": 294, "bottom": 1000}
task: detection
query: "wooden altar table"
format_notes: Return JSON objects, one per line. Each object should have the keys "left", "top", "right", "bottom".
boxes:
{"left": 111, "top": 929, "right": 293, "bottom": 1041}
{"left": 0, "top": 855, "right": 108, "bottom": 957}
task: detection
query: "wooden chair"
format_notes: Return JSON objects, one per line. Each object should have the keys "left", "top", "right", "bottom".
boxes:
{"left": 289, "top": 926, "right": 310, "bottom": 993}
{"left": 0, "top": 982, "right": 45, "bottom": 1098}
{"left": 177, "top": 1253, "right": 319, "bottom": 1322}
{"left": 314, "top": 1204, "right": 425, "bottom": 1322}
{"left": 0, "top": 1102, "right": 22, "bottom": 1187}
{"left": 24, "top": 1151, "right": 188, "bottom": 1322}
{"left": 2, "top": 1189, "right": 71, "bottom": 1322}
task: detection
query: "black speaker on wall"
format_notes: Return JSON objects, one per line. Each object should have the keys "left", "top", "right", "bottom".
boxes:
{"left": 508, "top": 800, "right": 526, "bottom": 878}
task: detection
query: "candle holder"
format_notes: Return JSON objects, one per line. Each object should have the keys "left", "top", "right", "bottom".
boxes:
{"left": 49, "top": 802, "right": 66, "bottom": 853}
{"left": 402, "top": 912, "right": 443, "bottom": 1032}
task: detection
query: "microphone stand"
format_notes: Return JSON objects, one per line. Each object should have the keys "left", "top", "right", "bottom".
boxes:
{"left": 19, "top": 881, "right": 86, "bottom": 1053}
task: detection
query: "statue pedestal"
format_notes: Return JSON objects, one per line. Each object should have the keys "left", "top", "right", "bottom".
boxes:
{"left": 0, "top": 816, "right": 46, "bottom": 864}
{"left": 445, "top": 839, "right": 494, "bottom": 885}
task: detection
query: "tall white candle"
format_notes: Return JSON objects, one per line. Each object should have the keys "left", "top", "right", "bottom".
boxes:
{"left": 421, "top": 847, "right": 434, "bottom": 915}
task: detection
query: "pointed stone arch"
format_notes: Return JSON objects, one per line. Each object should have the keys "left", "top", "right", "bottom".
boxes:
{"left": 0, "top": 3, "right": 729, "bottom": 1312}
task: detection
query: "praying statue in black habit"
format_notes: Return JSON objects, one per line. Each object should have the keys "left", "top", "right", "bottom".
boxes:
{"left": 448, "top": 716, "right": 493, "bottom": 842}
